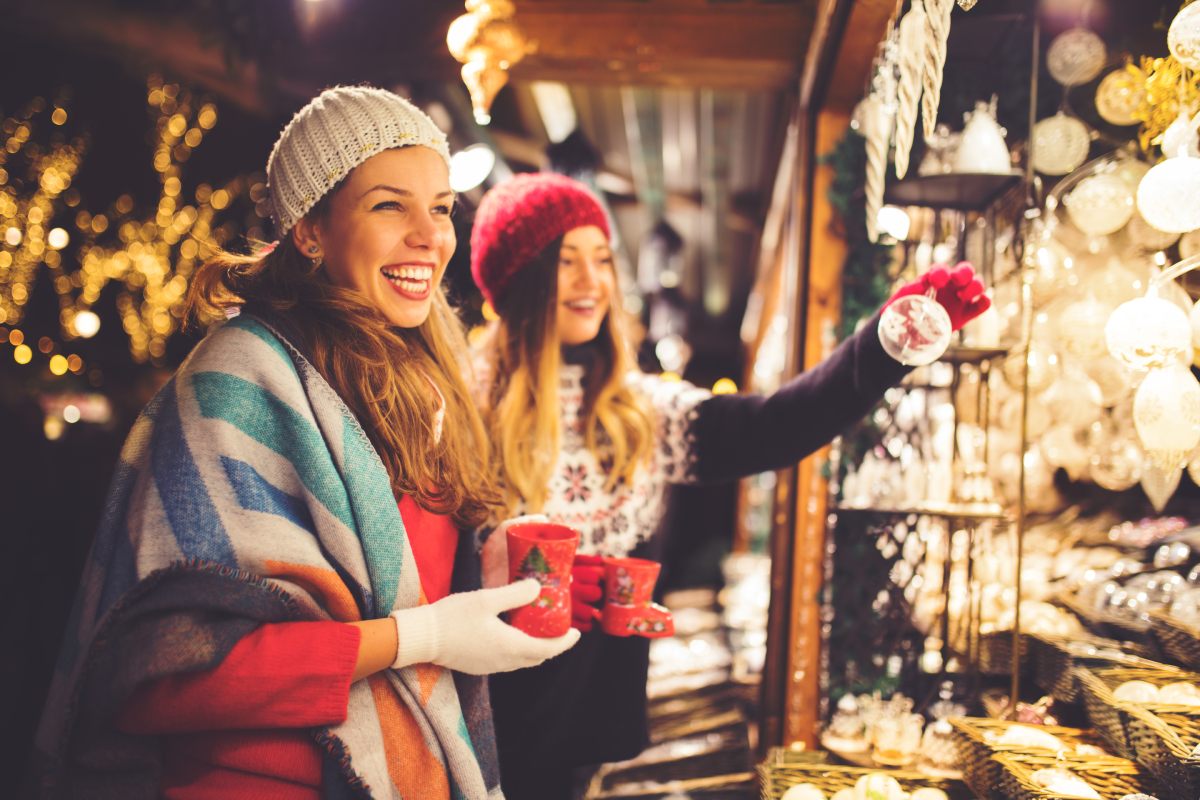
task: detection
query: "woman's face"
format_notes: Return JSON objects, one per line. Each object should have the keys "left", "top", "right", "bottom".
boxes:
{"left": 556, "top": 225, "right": 615, "bottom": 346}
{"left": 293, "top": 146, "right": 455, "bottom": 328}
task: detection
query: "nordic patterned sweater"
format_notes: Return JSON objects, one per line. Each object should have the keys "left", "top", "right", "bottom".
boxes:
{"left": 489, "top": 309, "right": 910, "bottom": 793}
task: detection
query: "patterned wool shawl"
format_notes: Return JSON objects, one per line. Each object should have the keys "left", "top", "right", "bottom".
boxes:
{"left": 33, "top": 314, "right": 501, "bottom": 799}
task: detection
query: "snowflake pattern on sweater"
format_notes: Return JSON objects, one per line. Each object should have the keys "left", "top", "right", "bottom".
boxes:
{"left": 531, "top": 365, "right": 711, "bottom": 557}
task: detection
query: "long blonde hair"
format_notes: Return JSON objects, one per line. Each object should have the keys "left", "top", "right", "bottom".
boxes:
{"left": 478, "top": 239, "right": 654, "bottom": 519}
{"left": 187, "top": 200, "right": 502, "bottom": 528}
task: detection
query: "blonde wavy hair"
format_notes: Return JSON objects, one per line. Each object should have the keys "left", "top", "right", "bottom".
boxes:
{"left": 477, "top": 239, "right": 654, "bottom": 519}
{"left": 187, "top": 195, "right": 503, "bottom": 528}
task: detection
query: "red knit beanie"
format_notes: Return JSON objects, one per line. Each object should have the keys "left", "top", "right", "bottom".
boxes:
{"left": 471, "top": 173, "right": 611, "bottom": 308}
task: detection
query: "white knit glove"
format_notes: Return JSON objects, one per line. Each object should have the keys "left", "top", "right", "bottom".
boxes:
{"left": 389, "top": 579, "right": 581, "bottom": 675}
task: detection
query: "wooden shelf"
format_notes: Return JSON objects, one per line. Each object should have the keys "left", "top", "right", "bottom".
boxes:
{"left": 885, "top": 172, "right": 1023, "bottom": 212}
{"left": 833, "top": 502, "right": 1010, "bottom": 522}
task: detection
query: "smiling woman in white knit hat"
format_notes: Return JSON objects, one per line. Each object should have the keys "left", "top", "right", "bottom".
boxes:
{"left": 33, "top": 85, "right": 577, "bottom": 800}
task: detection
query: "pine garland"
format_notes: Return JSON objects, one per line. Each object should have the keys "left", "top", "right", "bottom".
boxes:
{"left": 819, "top": 128, "right": 895, "bottom": 339}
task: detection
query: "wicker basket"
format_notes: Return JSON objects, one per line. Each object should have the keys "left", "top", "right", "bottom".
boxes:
{"left": 1076, "top": 664, "right": 1193, "bottom": 759}
{"left": 1150, "top": 609, "right": 1200, "bottom": 672}
{"left": 1057, "top": 591, "right": 1159, "bottom": 654}
{"left": 993, "top": 752, "right": 1151, "bottom": 800}
{"left": 757, "top": 751, "right": 971, "bottom": 800}
{"left": 1030, "top": 633, "right": 1156, "bottom": 703}
{"left": 1125, "top": 705, "right": 1200, "bottom": 800}
{"left": 949, "top": 718, "right": 1116, "bottom": 800}
{"left": 975, "top": 631, "right": 1030, "bottom": 677}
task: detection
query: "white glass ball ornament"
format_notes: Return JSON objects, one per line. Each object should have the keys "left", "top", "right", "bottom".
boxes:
{"left": 1142, "top": 460, "right": 1184, "bottom": 513}
{"left": 1031, "top": 113, "right": 1090, "bottom": 176}
{"left": 1169, "top": 1, "right": 1200, "bottom": 71}
{"left": 1190, "top": 300, "right": 1200, "bottom": 355}
{"left": 1105, "top": 294, "right": 1193, "bottom": 369}
{"left": 877, "top": 293, "right": 953, "bottom": 366}
{"left": 1095, "top": 69, "right": 1145, "bottom": 127}
{"left": 1047, "top": 28, "right": 1107, "bottom": 87}
{"left": 781, "top": 784, "right": 828, "bottom": 800}
{"left": 1126, "top": 211, "right": 1182, "bottom": 252}
{"left": 1188, "top": 449, "right": 1200, "bottom": 488}
{"left": 1133, "top": 365, "right": 1200, "bottom": 471}
{"left": 1066, "top": 174, "right": 1135, "bottom": 237}
{"left": 1137, "top": 156, "right": 1200, "bottom": 234}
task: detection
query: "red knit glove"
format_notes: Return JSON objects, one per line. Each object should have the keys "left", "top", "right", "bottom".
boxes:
{"left": 571, "top": 555, "right": 605, "bottom": 632}
{"left": 884, "top": 262, "right": 991, "bottom": 332}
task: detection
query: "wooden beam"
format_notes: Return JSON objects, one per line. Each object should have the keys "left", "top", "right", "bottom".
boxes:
{"left": 510, "top": 0, "right": 818, "bottom": 89}
{"left": 823, "top": 0, "right": 901, "bottom": 112}
{"left": 783, "top": 107, "right": 850, "bottom": 748}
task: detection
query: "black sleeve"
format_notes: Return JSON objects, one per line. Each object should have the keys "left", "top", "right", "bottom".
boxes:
{"left": 690, "top": 309, "right": 911, "bottom": 484}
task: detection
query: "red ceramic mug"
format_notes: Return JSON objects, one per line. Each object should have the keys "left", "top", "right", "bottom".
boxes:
{"left": 600, "top": 557, "right": 675, "bottom": 639}
{"left": 506, "top": 522, "right": 580, "bottom": 637}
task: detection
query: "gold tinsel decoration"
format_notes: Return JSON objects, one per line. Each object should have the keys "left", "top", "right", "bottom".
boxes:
{"left": 1129, "top": 54, "right": 1200, "bottom": 152}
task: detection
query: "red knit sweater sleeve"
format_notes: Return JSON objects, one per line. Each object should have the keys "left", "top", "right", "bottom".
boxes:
{"left": 117, "top": 621, "right": 361, "bottom": 734}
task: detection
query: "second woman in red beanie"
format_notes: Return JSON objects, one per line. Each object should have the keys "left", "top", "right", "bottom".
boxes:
{"left": 469, "top": 172, "right": 990, "bottom": 798}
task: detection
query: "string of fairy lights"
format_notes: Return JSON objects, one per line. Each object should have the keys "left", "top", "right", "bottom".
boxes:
{"left": 0, "top": 75, "right": 256, "bottom": 378}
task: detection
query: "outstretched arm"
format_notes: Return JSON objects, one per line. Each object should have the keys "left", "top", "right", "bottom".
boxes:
{"left": 689, "top": 263, "right": 988, "bottom": 484}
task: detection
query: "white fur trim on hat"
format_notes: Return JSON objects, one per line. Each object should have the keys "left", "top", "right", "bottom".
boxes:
{"left": 266, "top": 85, "right": 452, "bottom": 234}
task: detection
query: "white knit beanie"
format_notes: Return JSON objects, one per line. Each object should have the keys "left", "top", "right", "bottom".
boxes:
{"left": 266, "top": 85, "right": 452, "bottom": 234}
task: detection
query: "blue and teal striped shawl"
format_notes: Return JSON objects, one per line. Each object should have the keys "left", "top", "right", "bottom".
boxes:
{"left": 33, "top": 314, "right": 501, "bottom": 799}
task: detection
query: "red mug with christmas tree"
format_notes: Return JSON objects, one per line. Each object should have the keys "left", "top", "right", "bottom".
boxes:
{"left": 600, "top": 557, "right": 674, "bottom": 639}
{"left": 506, "top": 522, "right": 580, "bottom": 637}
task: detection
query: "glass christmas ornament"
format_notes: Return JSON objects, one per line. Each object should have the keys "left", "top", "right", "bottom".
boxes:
{"left": 1126, "top": 211, "right": 1182, "bottom": 252}
{"left": 1090, "top": 436, "right": 1143, "bottom": 491}
{"left": 1137, "top": 156, "right": 1200, "bottom": 234}
{"left": 1169, "top": 1, "right": 1200, "bottom": 71}
{"left": 1161, "top": 109, "right": 1200, "bottom": 159}
{"left": 1190, "top": 300, "right": 1200, "bottom": 357}
{"left": 1043, "top": 370, "right": 1104, "bottom": 429}
{"left": 1031, "top": 113, "right": 1091, "bottom": 175}
{"left": 1142, "top": 461, "right": 1184, "bottom": 513}
{"left": 954, "top": 101, "right": 1011, "bottom": 174}
{"left": 1003, "top": 344, "right": 1060, "bottom": 395}
{"left": 1133, "top": 365, "right": 1200, "bottom": 471}
{"left": 1065, "top": 174, "right": 1135, "bottom": 237}
{"left": 1105, "top": 294, "right": 1193, "bottom": 369}
{"left": 1046, "top": 28, "right": 1107, "bottom": 87}
{"left": 1095, "top": 69, "right": 1146, "bottom": 127}
{"left": 878, "top": 289, "right": 953, "bottom": 366}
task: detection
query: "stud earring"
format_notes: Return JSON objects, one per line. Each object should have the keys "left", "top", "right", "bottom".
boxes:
{"left": 308, "top": 245, "right": 319, "bottom": 255}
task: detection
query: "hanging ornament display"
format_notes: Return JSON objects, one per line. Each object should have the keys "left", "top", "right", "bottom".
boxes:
{"left": 893, "top": 0, "right": 927, "bottom": 179}
{"left": 1133, "top": 365, "right": 1200, "bottom": 471}
{"left": 1096, "top": 68, "right": 1147, "bottom": 126}
{"left": 1141, "top": 461, "right": 1184, "bottom": 513}
{"left": 1168, "top": 1, "right": 1200, "bottom": 71}
{"left": 1046, "top": 28, "right": 1107, "bottom": 87}
{"left": 1137, "top": 156, "right": 1200, "bottom": 233}
{"left": 864, "top": 96, "right": 891, "bottom": 244}
{"left": 864, "top": 26, "right": 899, "bottom": 244}
{"left": 1113, "top": 157, "right": 1151, "bottom": 192}
{"left": 1065, "top": 174, "right": 1135, "bottom": 237}
{"left": 921, "top": 0, "right": 955, "bottom": 137}
{"left": 1031, "top": 113, "right": 1091, "bottom": 175}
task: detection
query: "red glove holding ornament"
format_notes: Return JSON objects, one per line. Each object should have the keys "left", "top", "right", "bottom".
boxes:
{"left": 884, "top": 262, "right": 990, "bottom": 332}
{"left": 571, "top": 554, "right": 605, "bottom": 632}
